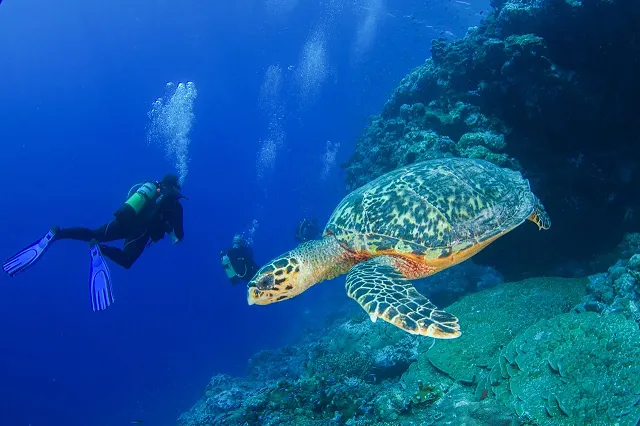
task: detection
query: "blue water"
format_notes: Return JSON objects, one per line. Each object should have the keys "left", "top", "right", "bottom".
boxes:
{"left": 0, "top": 0, "right": 485, "bottom": 424}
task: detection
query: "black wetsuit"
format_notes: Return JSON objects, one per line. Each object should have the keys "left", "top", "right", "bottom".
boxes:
{"left": 55, "top": 197, "right": 184, "bottom": 269}
{"left": 221, "top": 246, "right": 259, "bottom": 284}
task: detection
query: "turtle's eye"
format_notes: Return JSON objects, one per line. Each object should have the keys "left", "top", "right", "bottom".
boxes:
{"left": 257, "top": 274, "right": 275, "bottom": 290}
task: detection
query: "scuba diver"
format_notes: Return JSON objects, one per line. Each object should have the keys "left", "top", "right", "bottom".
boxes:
{"left": 295, "top": 217, "right": 321, "bottom": 243}
{"left": 220, "top": 234, "right": 259, "bottom": 284}
{"left": 2, "top": 174, "right": 186, "bottom": 311}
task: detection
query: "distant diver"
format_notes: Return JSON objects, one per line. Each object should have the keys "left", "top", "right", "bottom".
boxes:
{"left": 2, "top": 174, "right": 186, "bottom": 311}
{"left": 220, "top": 234, "right": 259, "bottom": 284}
{"left": 295, "top": 217, "right": 321, "bottom": 243}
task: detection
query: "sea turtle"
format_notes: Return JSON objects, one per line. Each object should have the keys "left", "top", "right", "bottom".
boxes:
{"left": 247, "top": 158, "right": 550, "bottom": 339}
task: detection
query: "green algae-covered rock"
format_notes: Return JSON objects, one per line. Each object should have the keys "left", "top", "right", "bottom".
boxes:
{"left": 458, "top": 131, "right": 506, "bottom": 151}
{"left": 495, "top": 312, "right": 640, "bottom": 426}
{"left": 425, "top": 277, "right": 587, "bottom": 383}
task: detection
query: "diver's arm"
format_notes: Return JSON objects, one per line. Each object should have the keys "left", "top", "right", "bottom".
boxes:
{"left": 244, "top": 247, "right": 260, "bottom": 278}
{"left": 171, "top": 202, "right": 185, "bottom": 241}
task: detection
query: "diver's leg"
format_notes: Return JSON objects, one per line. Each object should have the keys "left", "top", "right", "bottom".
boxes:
{"left": 99, "top": 231, "right": 150, "bottom": 269}
{"left": 55, "top": 227, "right": 100, "bottom": 242}
{"left": 56, "top": 219, "right": 127, "bottom": 243}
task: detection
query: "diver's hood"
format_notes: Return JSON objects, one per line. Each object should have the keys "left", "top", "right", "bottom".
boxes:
{"left": 157, "top": 180, "right": 188, "bottom": 201}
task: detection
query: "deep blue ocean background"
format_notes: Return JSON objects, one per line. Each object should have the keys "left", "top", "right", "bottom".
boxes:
{"left": 0, "top": 1, "right": 487, "bottom": 424}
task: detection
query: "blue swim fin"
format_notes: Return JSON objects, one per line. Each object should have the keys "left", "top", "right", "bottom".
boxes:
{"left": 89, "top": 240, "right": 114, "bottom": 311}
{"left": 3, "top": 227, "right": 58, "bottom": 277}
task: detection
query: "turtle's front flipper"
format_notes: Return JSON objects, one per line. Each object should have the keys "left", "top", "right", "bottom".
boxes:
{"left": 345, "top": 257, "right": 461, "bottom": 339}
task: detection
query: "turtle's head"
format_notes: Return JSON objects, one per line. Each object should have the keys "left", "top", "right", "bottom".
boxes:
{"left": 247, "top": 253, "right": 305, "bottom": 305}
{"left": 247, "top": 238, "right": 354, "bottom": 306}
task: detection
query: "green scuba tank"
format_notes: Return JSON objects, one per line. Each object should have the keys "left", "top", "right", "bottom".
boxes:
{"left": 124, "top": 182, "right": 160, "bottom": 215}
{"left": 221, "top": 254, "right": 237, "bottom": 279}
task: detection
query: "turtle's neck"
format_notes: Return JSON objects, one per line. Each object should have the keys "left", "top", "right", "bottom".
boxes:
{"left": 293, "top": 236, "right": 362, "bottom": 290}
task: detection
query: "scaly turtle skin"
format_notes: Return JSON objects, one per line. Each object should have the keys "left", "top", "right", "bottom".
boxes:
{"left": 247, "top": 158, "right": 550, "bottom": 339}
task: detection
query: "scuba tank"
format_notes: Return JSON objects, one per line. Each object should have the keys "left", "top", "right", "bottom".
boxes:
{"left": 116, "top": 178, "right": 185, "bottom": 234}
{"left": 124, "top": 182, "right": 161, "bottom": 215}
{"left": 221, "top": 254, "right": 237, "bottom": 279}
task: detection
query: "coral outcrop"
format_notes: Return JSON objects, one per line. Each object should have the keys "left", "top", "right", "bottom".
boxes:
{"left": 577, "top": 232, "right": 640, "bottom": 323}
{"left": 421, "top": 277, "right": 586, "bottom": 384}
{"left": 177, "top": 314, "right": 437, "bottom": 426}
{"left": 489, "top": 312, "right": 640, "bottom": 425}
{"left": 343, "top": 0, "right": 640, "bottom": 278}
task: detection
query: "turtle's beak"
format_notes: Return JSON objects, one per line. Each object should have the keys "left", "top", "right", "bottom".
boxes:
{"left": 247, "top": 295, "right": 257, "bottom": 306}
{"left": 247, "top": 285, "right": 270, "bottom": 305}
{"left": 247, "top": 285, "right": 258, "bottom": 305}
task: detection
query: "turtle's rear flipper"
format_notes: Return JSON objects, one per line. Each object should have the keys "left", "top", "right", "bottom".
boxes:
{"left": 345, "top": 257, "right": 461, "bottom": 339}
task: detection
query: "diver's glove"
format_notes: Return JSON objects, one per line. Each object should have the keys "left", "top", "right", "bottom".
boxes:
{"left": 170, "top": 231, "right": 181, "bottom": 244}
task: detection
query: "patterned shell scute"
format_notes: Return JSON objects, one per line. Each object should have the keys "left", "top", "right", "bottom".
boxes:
{"left": 325, "top": 158, "right": 535, "bottom": 258}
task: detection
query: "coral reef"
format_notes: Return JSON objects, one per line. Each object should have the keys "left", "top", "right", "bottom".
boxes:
{"left": 576, "top": 233, "right": 640, "bottom": 323}
{"left": 489, "top": 312, "right": 640, "bottom": 425}
{"left": 178, "top": 277, "right": 607, "bottom": 426}
{"left": 410, "top": 380, "right": 442, "bottom": 406}
{"left": 421, "top": 277, "right": 586, "bottom": 384}
{"left": 177, "top": 314, "right": 437, "bottom": 426}
{"left": 343, "top": 0, "right": 640, "bottom": 278}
